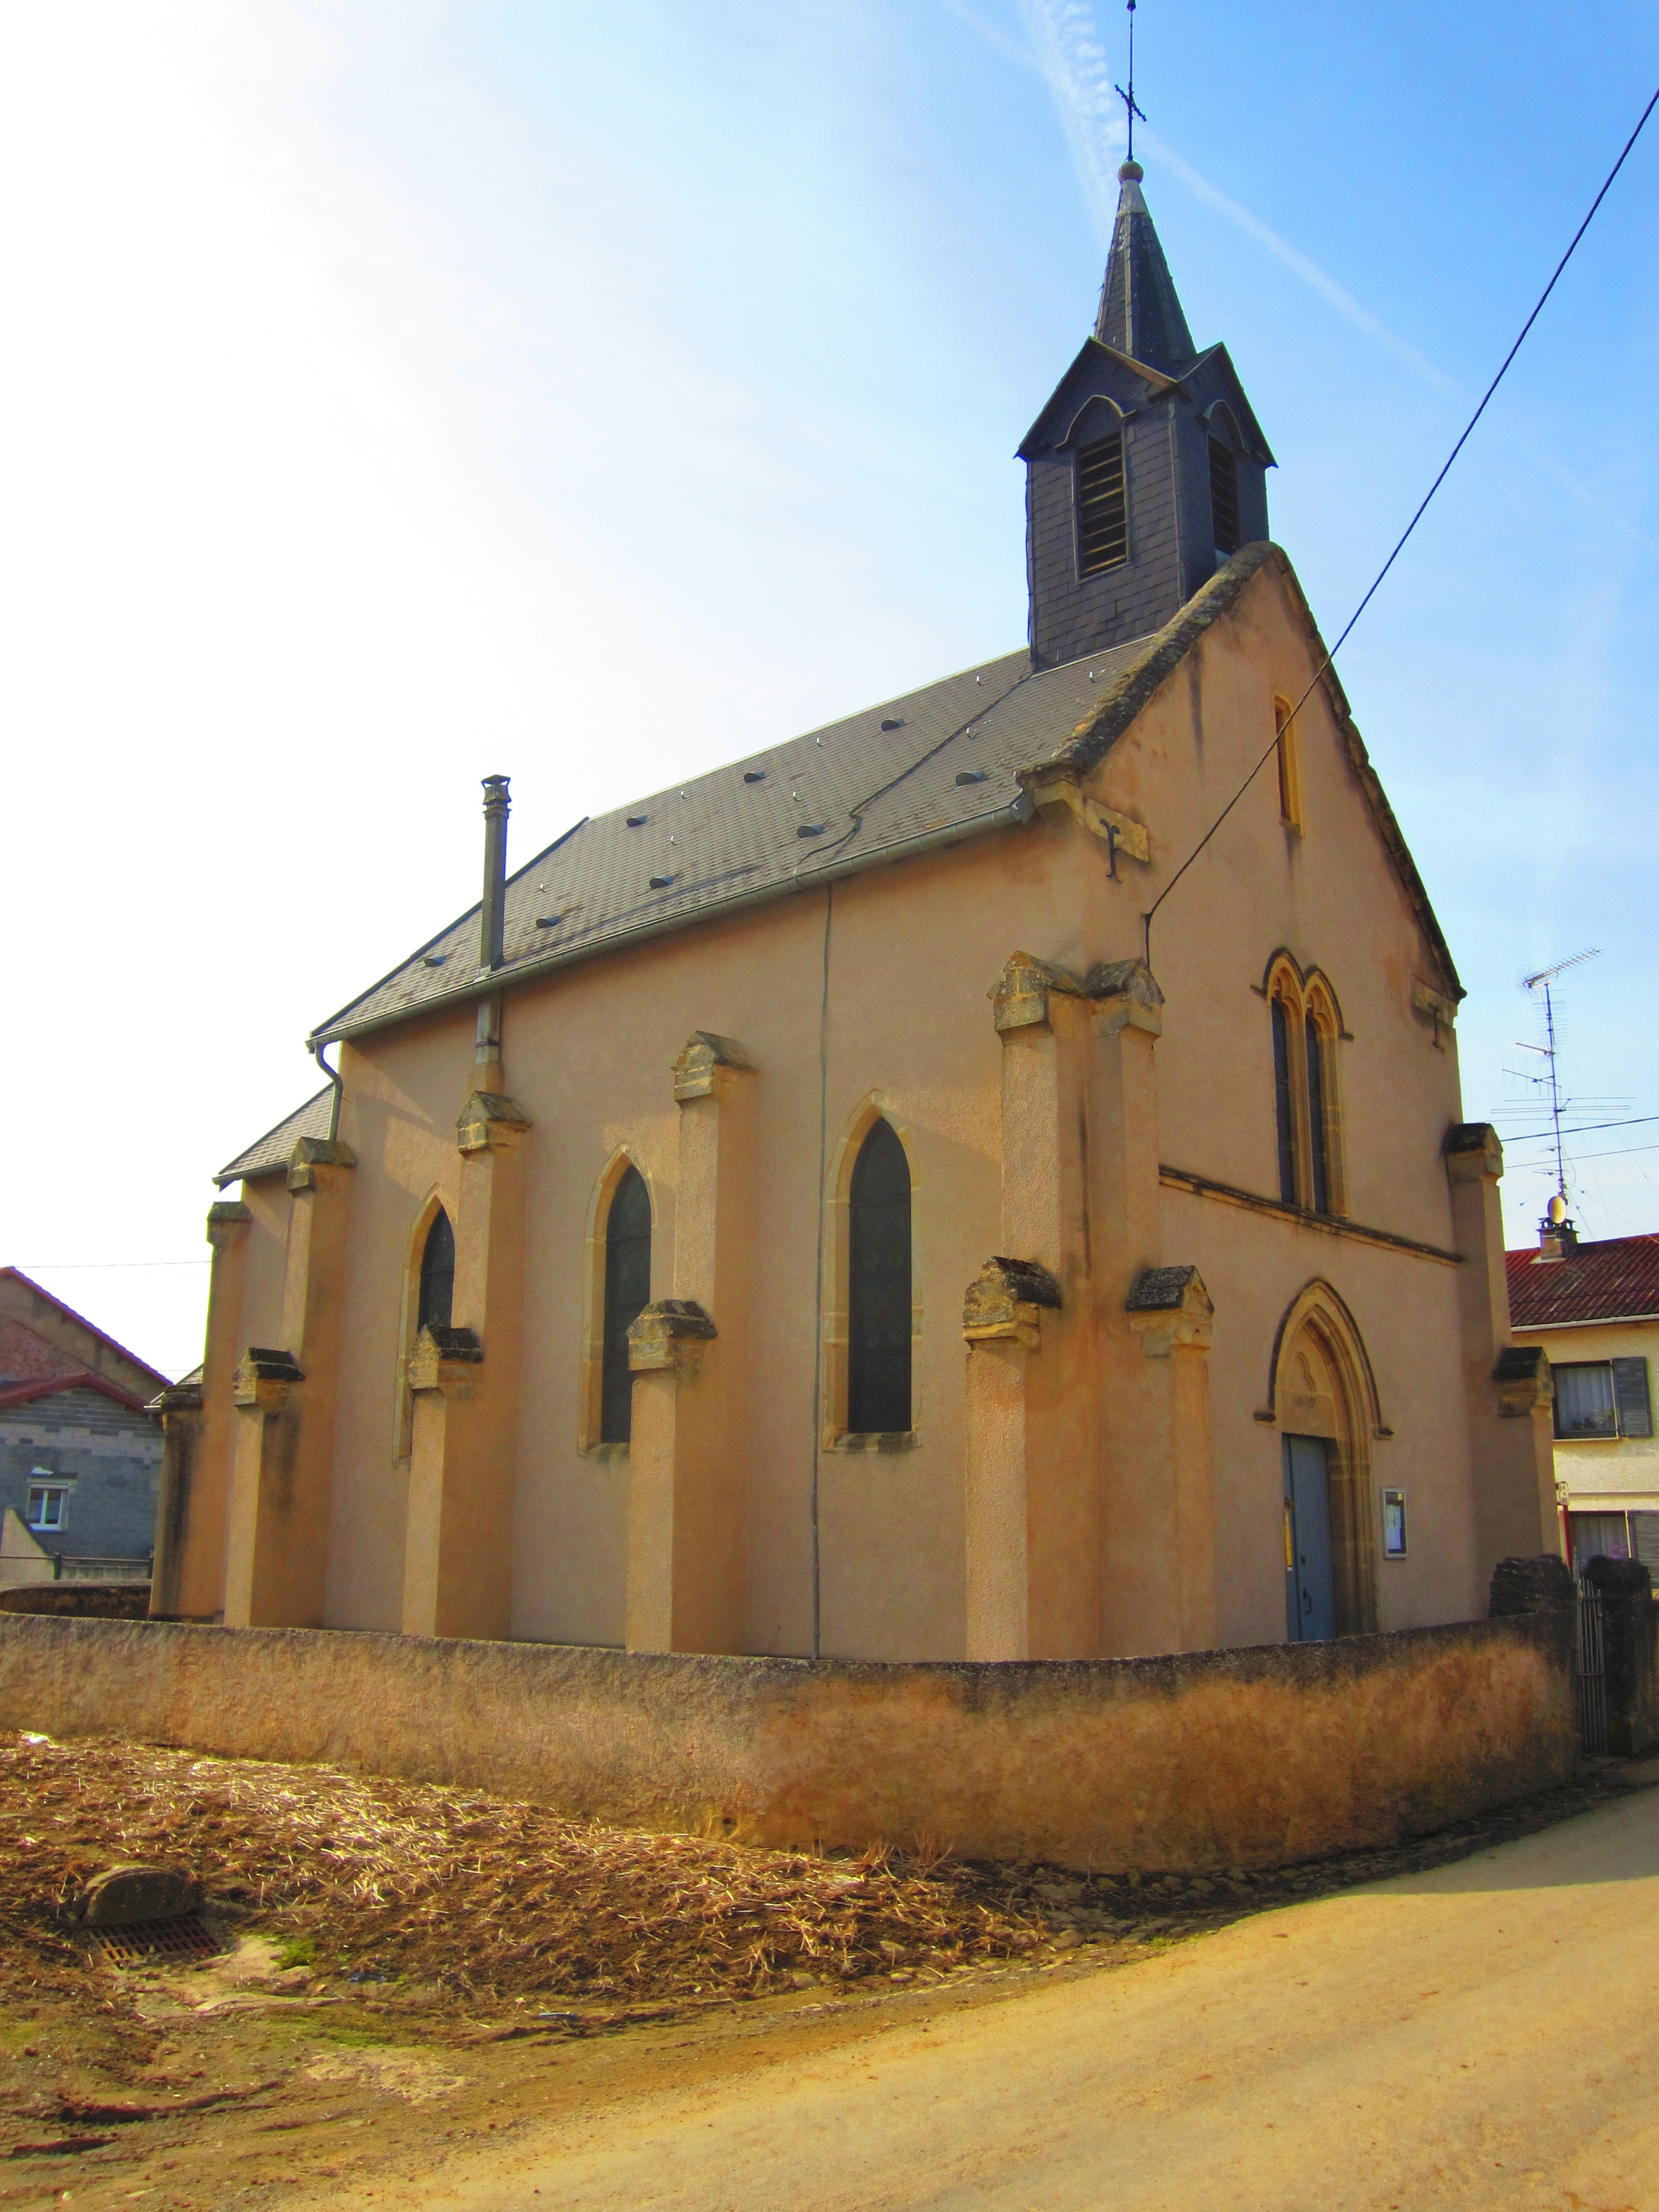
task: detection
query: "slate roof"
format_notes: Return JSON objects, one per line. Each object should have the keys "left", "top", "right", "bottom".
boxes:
{"left": 215, "top": 1086, "right": 333, "bottom": 1188}
{"left": 309, "top": 637, "right": 1152, "bottom": 1046}
{"left": 1094, "top": 164, "right": 1196, "bottom": 373}
{"left": 1507, "top": 1234, "right": 1659, "bottom": 1330}
{"left": 217, "top": 541, "right": 1460, "bottom": 1184}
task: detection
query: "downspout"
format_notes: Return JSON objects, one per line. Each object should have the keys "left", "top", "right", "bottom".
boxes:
{"left": 477, "top": 774, "right": 510, "bottom": 1086}
{"left": 308, "top": 1039, "right": 344, "bottom": 1142}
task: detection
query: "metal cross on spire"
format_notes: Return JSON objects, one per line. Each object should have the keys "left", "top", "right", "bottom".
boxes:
{"left": 1115, "top": 0, "right": 1146, "bottom": 165}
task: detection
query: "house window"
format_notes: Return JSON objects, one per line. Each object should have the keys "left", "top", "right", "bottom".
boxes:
{"left": 418, "top": 1207, "right": 455, "bottom": 1334}
{"left": 1571, "top": 1507, "right": 1659, "bottom": 1576}
{"left": 1555, "top": 1358, "right": 1652, "bottom": 1441}
{"left": 599, "top": 1165, "right": 652, "bottom": 1445}
{"left": 1076, "top": 431, "right": 1128, "bottom": 576}
{"left": 847, "top": 1118, "right": 912, "bottom": 1433}
{"left": 1305, "top": 1012, "right": 1332, "bottom": 1216}
{"left": 27, "top": 1484, "right": 68, "bottom": 1532}
{"left": 1270, "top": 995, "right": 1298, "bottom": 1206}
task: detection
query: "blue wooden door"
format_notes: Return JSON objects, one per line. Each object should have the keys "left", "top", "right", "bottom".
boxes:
{"left": 1284, "top": 1435, "right": 1337, "bottom": 1641}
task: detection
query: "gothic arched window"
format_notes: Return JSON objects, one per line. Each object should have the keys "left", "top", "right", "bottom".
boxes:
{"left": 847, "top": 1119, "right": 912, "bottom": 1434}
{"left": 418, "top": 1208, "right": 455, "bottom": 1334}
{"left": 600, "top": 1165, "right": 652, "bottom": 1444}
{"left": 1305, "top": 1010, "right": 1333, "bottom": 1216}
{"left": 1270, "top": 995, "right": 1298, "bottom": 1208}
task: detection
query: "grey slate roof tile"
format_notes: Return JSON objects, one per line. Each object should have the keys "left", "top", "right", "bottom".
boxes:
{"left": 309, "top": 635, "right": 1154, "bottom": 1045}
{"left": 216, "top": 1086, "right": 333, "bottom": 1187}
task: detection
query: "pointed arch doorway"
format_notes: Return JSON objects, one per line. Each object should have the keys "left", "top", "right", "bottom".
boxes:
{"left": 1270, "top": 1282, "right": 1383, "bottom": 1639}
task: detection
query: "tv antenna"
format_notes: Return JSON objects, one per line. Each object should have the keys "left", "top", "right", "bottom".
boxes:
{"left": 1115, "top": 1, "right": 1146, "bottom": 164}
{"left": 1521, "top": 948, "right": 1600, "bottom": 1220}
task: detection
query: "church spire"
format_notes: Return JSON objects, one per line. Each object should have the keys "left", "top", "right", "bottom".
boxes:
{"left": 1093, "top": 160, "right": 1196, "bottom": 373}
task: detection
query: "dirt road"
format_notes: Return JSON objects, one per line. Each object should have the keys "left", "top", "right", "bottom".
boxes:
{"left": 328, "top": 1787, "right": 1659, "bottom": 2212}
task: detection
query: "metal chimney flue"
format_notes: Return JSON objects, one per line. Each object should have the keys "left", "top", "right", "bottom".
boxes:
{"left": 480, "top": 775, "right": 510, "bottom": 971}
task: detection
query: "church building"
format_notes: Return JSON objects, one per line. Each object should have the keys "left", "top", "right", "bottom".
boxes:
{"left": 154, "top": 161, "right": 1559, "bottom": 1662}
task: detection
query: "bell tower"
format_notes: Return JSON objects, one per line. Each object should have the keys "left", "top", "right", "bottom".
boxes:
{"left": 1019, "top": 161, "right": 1275, "bottom": 671}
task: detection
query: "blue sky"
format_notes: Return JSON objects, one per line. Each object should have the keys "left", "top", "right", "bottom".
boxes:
{"left": 2, "top": 0, "right": 1656, "bottom": 1375}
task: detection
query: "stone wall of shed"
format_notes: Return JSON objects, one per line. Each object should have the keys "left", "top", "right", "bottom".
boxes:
{"left": 0, "top": 1388, "right": 160, "bottom": 1566}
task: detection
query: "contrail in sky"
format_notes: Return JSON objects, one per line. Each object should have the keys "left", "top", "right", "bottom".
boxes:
{"left": 947, "top": 0, "right": 1452, "bottom": 391}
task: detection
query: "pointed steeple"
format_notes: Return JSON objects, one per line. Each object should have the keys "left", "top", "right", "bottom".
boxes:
{"left": 1018, "top": 155, "right": 1274, "bottom": 669}
{"left": 1094, "top": 161, "right": 1194, "bottom": 373}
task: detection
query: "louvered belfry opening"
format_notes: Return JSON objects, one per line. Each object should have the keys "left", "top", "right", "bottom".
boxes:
{"left": 1209, "top": 437, "right": 1240, "bottom": 555}
{"left": 847, "top": 1119, "right": 912, "bottom": 1434}
{"left": 418, "top": 1209, "right": 455, "bottom": 1334}
{"left": 601, "top": 1165, "right": 652, "bottom": 1444}
{"left": 1076, "top": 430, "right": 1128, "bottom": 576}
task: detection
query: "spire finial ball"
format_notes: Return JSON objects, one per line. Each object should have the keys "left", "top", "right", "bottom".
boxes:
{"left": 1118, "top": 159, "right": 1144, "bottom": 182}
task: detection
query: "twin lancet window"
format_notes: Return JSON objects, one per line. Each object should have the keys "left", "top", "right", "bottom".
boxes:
{"left": 1270, "top": 973, "right": 1342, "bottom": 1217}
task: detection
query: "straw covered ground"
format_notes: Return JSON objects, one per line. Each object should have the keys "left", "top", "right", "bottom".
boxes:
{"left": 2, "top": 1731, "right": 1072, "bottom": 2011}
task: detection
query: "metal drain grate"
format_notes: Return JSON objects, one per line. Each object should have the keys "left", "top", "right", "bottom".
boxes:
{"left": 87, "top": 1913, "right": 225, "bottom": 1965}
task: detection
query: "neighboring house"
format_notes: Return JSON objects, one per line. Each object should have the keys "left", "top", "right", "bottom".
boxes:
{"left": 154, "top": 160, "right": 1557, "bottom": 1661}
{"left": 1508, "top": 1223, "right": 1659, "bottom": 1575}
{"left": 0, "top": 1269, "right": 170, "bottom": 1585}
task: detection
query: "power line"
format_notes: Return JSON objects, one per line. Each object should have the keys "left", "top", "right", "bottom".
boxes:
{"left": 1143, "top": 80, "right": 1659, "bottom": 966}
{"left": 17, "top": 1260, "right": 211, "bottom": 1271}
{"left": 1500, "top": 1114, "right": 1659, "bottom": 1144}
{"left": 1510, "top": 1142, "right": 1659, "bottom": 1170}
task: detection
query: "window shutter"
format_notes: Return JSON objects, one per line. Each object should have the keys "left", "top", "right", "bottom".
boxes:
{"left": 1614, "top": 1355, "right": 1653, "bottom": 1438}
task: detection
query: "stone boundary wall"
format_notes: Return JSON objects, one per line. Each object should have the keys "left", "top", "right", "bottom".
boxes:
{"left": 0, "top": 1613, "right": 1575, "bottom": 1872}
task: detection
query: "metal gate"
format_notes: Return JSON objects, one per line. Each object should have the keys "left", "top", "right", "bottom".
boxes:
{"left": 1577, "top": 1580, "right": 1608, "bottom": 1754}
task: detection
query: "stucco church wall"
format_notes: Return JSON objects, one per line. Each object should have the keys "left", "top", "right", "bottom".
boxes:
{"left": 0, "top": 1612, "right": 1575, "bottom": 1874}
{"left": 315, "top": 818, "right": 1105, "bottom": 1662}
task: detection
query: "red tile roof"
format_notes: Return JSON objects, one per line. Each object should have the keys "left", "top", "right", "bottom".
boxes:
{"left": 1507, "top": 1233, "right": 1659, "bottom": 1329}
{"left": 0, "top": 1314, "right": 85, "bottom": 1389}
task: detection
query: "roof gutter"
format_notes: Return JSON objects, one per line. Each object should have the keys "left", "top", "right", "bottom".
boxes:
{"left": 309, "top": 790, "right": 1035, "bottom": 1050}
{"left": 1512, "top": 1311, "right": 1659, "bottom": 1333}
